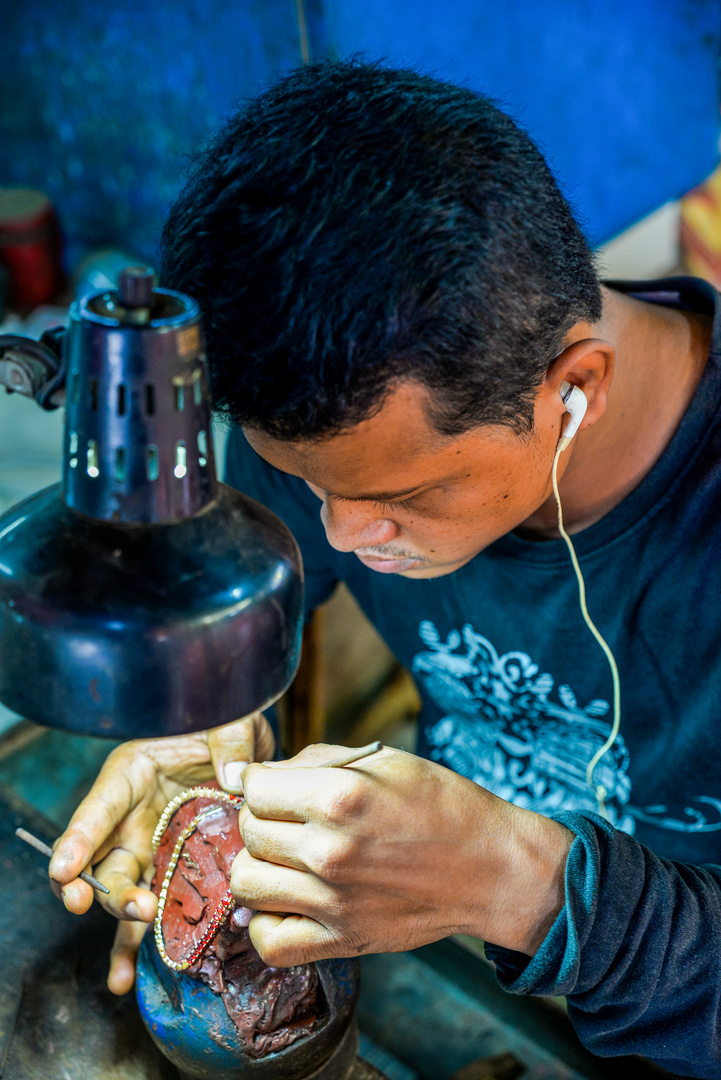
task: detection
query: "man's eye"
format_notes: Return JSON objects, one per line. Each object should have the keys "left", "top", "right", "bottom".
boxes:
{"left": 371, "top": 498, "right": 415, "bottom": 513}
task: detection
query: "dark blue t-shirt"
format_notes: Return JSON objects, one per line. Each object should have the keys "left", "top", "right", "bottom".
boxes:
{"left": 225, "top": 278, "right": 721, "bottom": 1077}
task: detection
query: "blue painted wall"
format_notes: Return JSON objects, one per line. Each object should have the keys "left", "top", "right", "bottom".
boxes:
{"left": 1, "top": 0, "right": 718, "bottom": 269}
{"left": 0, "top": 0, "right": 308, "bottom": 268}
{"left": 325, "top": 0, "right": 721, "bottom": 243}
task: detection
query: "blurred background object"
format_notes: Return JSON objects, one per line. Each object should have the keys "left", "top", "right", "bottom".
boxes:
{"left": 0, "top": 188, "right": 64, "bottom": 309}
{"left": 680, "top": 162, "right": 721, "bottom": 289}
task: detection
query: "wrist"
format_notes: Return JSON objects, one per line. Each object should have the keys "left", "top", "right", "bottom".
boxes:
{"left": 465, "top": 800, "right": 572, "bottom": 956}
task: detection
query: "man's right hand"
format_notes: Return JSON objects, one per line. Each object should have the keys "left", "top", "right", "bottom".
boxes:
{"left": 48, "top": 712, "right": 274, "bottom": 995}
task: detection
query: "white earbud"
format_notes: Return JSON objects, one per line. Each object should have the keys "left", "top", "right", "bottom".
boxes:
{"left": 558, "top": 380, "right": 588, "bottom": 450}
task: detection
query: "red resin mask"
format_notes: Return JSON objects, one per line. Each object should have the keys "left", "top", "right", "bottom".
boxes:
{"left": 151, "top": 785, "right": 322, "bottom": 1058}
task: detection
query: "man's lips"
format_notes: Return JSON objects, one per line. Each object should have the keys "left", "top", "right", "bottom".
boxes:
{"left": 355, "top": 554, "right": 423, "bottom": 573}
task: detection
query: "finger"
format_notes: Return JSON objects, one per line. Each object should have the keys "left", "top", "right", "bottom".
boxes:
{"left": 209, "top": 712, "right": 275, "bottom": 793}
{"left": 108, "top": 919, "right": 149, "bottom": 996}
{"left": 55, "top": 876, "right": 95, "bottom": 915}
{"left": 93, "top": 847, "right": 158, "bottom": 921}
{"left": 249, "top": 912, "right": 346, "bottom": 968}
{"left": 49, "top": 766, "right": 136, "bottom": 884}
{"left": 253, "top": 712, "right": 276, "bottom": 763}
{"left": 239, "top": 805, "right": 308, "bottom": 870}
{"left": 242, "top": 759, "right": 361, "bottom": 824}
{"left": 230, "top": 847, "right": 329, "bottom": 916}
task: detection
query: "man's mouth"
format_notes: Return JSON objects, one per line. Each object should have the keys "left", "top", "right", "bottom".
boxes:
{"left": 354, "top": 553, "right": 424, "bottom": 574}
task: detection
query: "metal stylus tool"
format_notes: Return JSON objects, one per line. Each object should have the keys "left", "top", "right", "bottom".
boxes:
{"left": 318, "top": 741, "right": 384, "bottom": 769}
{"left": 15, "top": 827, "right": 110, "bottom": 894}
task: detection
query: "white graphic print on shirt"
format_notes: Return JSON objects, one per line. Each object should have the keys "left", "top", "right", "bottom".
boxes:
{"left": 413, "top": 620, "right": 721, "bottom": 835}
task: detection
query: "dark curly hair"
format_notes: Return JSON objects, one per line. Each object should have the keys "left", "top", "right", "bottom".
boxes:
{"left": 161, "top": 59, "right": 601, "bottom": 439}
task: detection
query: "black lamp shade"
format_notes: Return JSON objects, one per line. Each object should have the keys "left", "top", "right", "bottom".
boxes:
{"left": 0, "top": 271, "right": 304, "bottom": 737}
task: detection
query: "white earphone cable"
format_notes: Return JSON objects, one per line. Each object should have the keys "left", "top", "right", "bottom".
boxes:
{"left": 551, "top": 443, "right": 621, "bottom": 818}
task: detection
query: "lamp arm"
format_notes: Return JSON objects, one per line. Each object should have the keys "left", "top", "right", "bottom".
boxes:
{"left": 0, "top": 327, "right": 67, "bottom": 409}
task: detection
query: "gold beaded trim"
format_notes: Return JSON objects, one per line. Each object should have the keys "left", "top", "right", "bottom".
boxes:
{"left": 153, "top": 786, "right": 243, "bottom": 972}
{"left": 152, "top": 786, "right": 241, "bottom": 852}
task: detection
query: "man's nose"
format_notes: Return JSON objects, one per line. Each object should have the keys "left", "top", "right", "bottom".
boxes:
{"left": 320, "top": 498, "right": 400, "bottom": 552}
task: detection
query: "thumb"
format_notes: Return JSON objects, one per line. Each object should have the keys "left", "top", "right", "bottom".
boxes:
{"left": 209, "top": 712, "right": 275, "bottom": 793}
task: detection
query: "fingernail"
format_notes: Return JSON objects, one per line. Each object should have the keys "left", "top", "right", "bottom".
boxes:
{"left": 126, "top": 901, "right": 141, "bottom": 921}
{"left": 220, "top": 761, "right": 248, "bottom": 793}
{"left": 232, "top": 906, "right": 253, "bottom": 928}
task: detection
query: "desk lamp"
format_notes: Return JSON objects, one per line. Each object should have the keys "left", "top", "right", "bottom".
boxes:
{"left": 0, "top": 268, "right": 303, "bottom": 738}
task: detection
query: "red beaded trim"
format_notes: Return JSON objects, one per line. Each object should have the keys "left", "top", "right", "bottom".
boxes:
{"left": 182, "top": 889, "right": 236, "bottom": 968}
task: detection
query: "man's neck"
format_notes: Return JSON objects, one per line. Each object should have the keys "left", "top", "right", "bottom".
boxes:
{"left": 522, "top": 283, "right": 714, "bottom": 537}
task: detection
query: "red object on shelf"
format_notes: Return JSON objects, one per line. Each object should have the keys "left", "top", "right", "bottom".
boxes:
{"left": 0, "top": 188, "right": 63, "bottom": 308}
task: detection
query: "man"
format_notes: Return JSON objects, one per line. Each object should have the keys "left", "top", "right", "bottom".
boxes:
{"left": 50, "top": 61, "right": 721, "bottom": 1076}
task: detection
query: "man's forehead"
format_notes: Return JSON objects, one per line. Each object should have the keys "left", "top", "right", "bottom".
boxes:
{"left": 244, "top": 382, "right": 467, "bottom": 496}
{"left": 244, "top": 381, "right": 517, "bottom": 499}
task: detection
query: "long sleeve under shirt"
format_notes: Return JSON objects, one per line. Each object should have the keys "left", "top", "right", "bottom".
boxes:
{"left": 225, "top": 278, "right": 721, "bottom": 1077}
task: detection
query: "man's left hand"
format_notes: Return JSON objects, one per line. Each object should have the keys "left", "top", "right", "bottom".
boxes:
{"left": 232, "top": 743, "right": 572, "bottom": 968}
{"left": 49, "top": 711, "right": 274, "bottom": 993}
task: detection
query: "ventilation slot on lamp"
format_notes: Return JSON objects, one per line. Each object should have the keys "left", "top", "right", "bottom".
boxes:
{"left": 198, "top": 430, "right": 208, "bottom": 468}
{"left": 87, "top": 440, "right": 99, "bottom": 478}
{"left": 146, "top": 445, "right": 159, "bottom": 482}
{"left": 114, "top": 447, "right": 127, "bottom": 483}
{"left": 174, "top": 441, "right": 187, "bottom": 479}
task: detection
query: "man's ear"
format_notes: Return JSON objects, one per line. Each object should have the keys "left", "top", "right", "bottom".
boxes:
{"left": 544, "top": 337, "right": 615, "bottom": 432}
